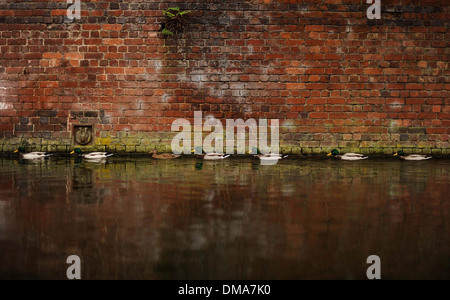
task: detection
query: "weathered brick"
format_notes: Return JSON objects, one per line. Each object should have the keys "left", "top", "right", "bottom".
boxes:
{"left": 37, "top": 110, "right": 58, "bottom": 118}
{"left": 0, "top": 1, "right": 448, "bottom": 154}
{"left": 14, "top": 124, "right": 33, "bottom": 132}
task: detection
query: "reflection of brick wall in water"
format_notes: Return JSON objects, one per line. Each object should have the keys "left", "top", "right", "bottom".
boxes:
{"left": 0, "top": 160, "right": 448, "bottom": 279}
{"left": 0, "top": 1, "right": 449, "bottom": 154}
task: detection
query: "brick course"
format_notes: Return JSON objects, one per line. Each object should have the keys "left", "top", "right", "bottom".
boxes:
{"left": 0, "top": 0, "right": 449, "bottom": 154}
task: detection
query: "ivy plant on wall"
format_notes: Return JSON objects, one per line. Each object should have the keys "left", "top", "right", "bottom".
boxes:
{"left": 161, "top": 7, "right": 191, "bottom": 38}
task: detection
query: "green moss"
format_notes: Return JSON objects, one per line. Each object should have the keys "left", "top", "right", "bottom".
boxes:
{"left": 117, "top": 131, "right": 128, "bottom": 138}
{"left": 301, "top": 148, "right": 313, "bottom": 155}
{"left": 431, "top": 149, "right": 442, "bottom": 156}
{"left": 442, "top": 149, "right": 450, "bottom": 156}
{"left": 95, "top": 137, "right": 113, "bottom": 146}
{"left": 280, "top": 146, "right": 292, "bottom": 154}
{"left": 120, "top": 137, "right": 140, "bottom": 146}
{"left": 0, "top": 135, "right": 449, "bottom": 156}
{"left": 290, "top": 146, "right": 302, "bottom": 155}
{"left": 135, "top": 146, "right": 149, "bottom": 153}
{"left": 114, "top": 146, "right": 127, "bottom": 153}
{"left": 311, "top": 148, "right": 324, "bottom": 155}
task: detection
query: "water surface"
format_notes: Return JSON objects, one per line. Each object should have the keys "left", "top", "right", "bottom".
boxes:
{"left": 0, "top": 157, "right": 448, "bottom": 279}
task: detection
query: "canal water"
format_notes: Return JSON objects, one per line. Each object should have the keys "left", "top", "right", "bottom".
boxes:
{"left": 0, "top": 157, "right": 448, "bottom": 279}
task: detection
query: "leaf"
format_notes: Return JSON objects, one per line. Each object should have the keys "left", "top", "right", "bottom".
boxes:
{"left": 163, "top": 10, "right": 175, "bottom": 18}
{"left": 162, "top": 28, "right": 174, "bottom": 36}
{"left": 179, "top": 10, "right": 191, "bottom": 16}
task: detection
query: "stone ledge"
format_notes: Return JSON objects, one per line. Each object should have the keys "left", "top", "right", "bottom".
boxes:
{"left": 1, "top": 137, "right": 449, "bottom": 156}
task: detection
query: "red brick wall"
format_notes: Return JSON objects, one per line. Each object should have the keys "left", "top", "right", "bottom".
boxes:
{"left": 0, "top": 0, "right": 449, "bottom": 154}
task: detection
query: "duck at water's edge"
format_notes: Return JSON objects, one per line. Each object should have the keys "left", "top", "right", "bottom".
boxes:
{"left": 151, "top": 149, "right": 181, "bottom": 160}
{"left": 327, "top": 149, "right": 368, "bottom": 161}
{"left": 192, "top": 146, "right": 230, "bottom": 160}
{"left": 394, "top": 151, "right": 432, "bottom": 161}
{"left": 248, "top": 147, "right": 288, "bottom": 161}
{"left": 70, "top": 148, "right": 113, "bottom": 160}
{"left": 14, "top": 147, "right": 52, "bottom": 160}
